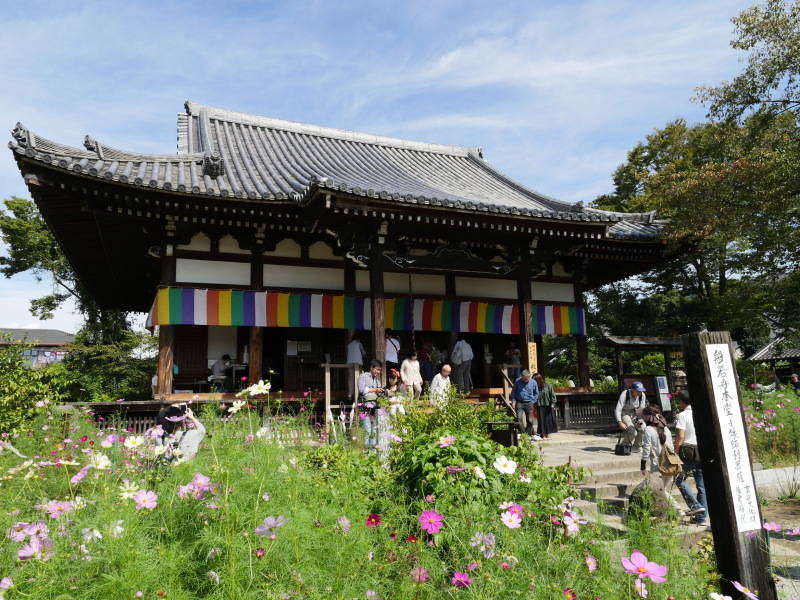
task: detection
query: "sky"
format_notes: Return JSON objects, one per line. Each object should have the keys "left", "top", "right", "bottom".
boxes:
{"left": 0, "top": 0, "right": 755, "bottom": 334}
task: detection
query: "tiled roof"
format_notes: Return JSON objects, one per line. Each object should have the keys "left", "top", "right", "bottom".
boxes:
{"left": 748, "top": 338, "right": 800, "bottom": 362}
{"left": 9, "top": 101, "right": 665, "bottom": 241}
{"left": 0, "top": 328, "right": 75, "bottom": 346}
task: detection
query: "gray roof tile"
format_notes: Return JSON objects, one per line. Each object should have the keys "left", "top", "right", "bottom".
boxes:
{"left": 9, "top": 103, "right": 667, "bottom": 241}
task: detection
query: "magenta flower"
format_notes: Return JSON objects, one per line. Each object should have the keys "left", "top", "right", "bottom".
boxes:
{"left": 425, "top": 494, "right": 435, "bottom": 503}
{"left": 585, "top": 554, "right": 597, "bottom": 571}
{"left": 133, "top": 490, "right": 158, "bottom": 509}
{"left": 622, "top": 550, "right": 667, "bottom": 582}
{"left": 365, "top": 513, "right": 382, "bottom": 528}
{"left": 733, "top": 581, "right": 759, "bottom": 600}
{"left": 254, "top": 548, "right": 265, "bottom": 559}
{"left": 452, "top": 571, "right": 471, "bottom": 587}
{"left": 563, "top": 589, "right": 577, "bottom": 600}
{"left": 410, "top": 567, "right": 429, "bottom": 582}
{"left": 419, "top": 509, "right": 444, "bottom": 534}
{"left": 763, "top": 522, "right": 782, "bottom": 532}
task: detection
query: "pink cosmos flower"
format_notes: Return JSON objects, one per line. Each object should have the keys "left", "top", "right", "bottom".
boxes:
{"left": 452, "top": 572, "right": 471, "bottom": 587}
{"left": 635, "top": 579, "right": 648, "bottom": 598}
{"left": 255, "top": 515, "right": 288, "bottom": 537}
{"left": 24, "top": 521, "right": 49, "bottom": 539}
{"left": 622, "top": 550, "right": 667, "bottom": 582}
{"left": 425, "top": 494, "right": 435, "bottom": 503}
{"left": 419, "top": 509, "right": 444, "bottom": 534}
{"left": 0, "top": 577, "right": 12, "bottom": 590}
{"left": 17, "top": 536, "right": 53, "bottom": 562}
{"left": 585, "top": 554, "right": 597, "bottom": 571}
{"left": 133, "top": 490, "right": 158, "bottom": 509}
{"left": 44, "top": 500, "right": 73, "bottom": 519}
{"left": 763, "top": 522, "right": 782, "bottom": 532}
{"left": 787, "top": 528, "right": 800, "bottom": 536}
{"left": 7, "top": 522, "right": 29, "bottom": 542}
{"left": 499, "top": 561, "right": 512, "bottom": 569}
{"left": 254, "top": 548, "right": 265, "bottom": 559}
{"left": 501, "top": 510, "right": 522, "bottom": 529}
{"left": 733, "top": 581, "right": 759, "bottom": 600}
{"left": 439, "top": 435, "right": 455, "bottom": 448}
{"left": 365, "top": 513, "right": 381, "bottom": 528}
{"left": 563, "top": 588, "right": 577, "bottom": 600}
{"left": 410, "top": 567, "right": 429, "bottom": 582}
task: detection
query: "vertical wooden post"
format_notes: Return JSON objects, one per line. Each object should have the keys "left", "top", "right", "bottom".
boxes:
{"left": 248, "top": 326, "right": 262, "bottom": 384}
{"left": 369, "top": 257, "right": 385, "bottom": 378}
{"left": 157, "top": 325, "right": 174, "bottom": 398}
{"left": 575, "top": 334, "right": 590, "bottom": 387}
{"left": 324, "top": 362, "right": 331, "bottom": 432}
{"left": 517, "top": 250, "right": 535, "bottom": 371}
{"left": 616, "top": 346, "right": 624, "bottom": 391}
{"left": 681, "top": 331, "right": 776, "bottom": 600}
{"left": 534, "top": 334, "right": 545, "bottom": 374}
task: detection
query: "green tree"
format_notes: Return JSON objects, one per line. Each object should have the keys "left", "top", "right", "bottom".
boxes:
{"left": 0, "top": 196, "right": 131, "bottom": 343}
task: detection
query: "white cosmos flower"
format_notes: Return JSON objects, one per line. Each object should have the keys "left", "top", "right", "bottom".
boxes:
{"left": 123, "top": 436, "right": 145, "bottom": 449}
{"left": 81, "top": 527, "right": 103, "bottom": 542}
{"left": 519, "top": 475, "right": 531, "bottom": 483}
{"left": 89, "top": 453, "right": 111, "bottom": 469}
{"left": 228, "top": 400, "right": 247, "bottom": 414}
{"left": 471, "top": 466, "right": 487, "bottom": 480}
{"left": 119, "top": 481, "right": 138, "bottom": 500}
{"left": 109, "top": 520, "right": 124, "bottom": 538}
{"left": 248, "top": 380, "right": 271, "bottom": 395}
{"left": 493, "top": 455, "right": 517, "bottom": 475}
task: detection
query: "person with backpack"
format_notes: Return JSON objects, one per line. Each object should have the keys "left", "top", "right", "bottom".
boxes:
{"left": 614, "top": 381, "right": 647, "bottom": 452}
{"left": 673, "top": 390, "right": 708, "bottom": 525}
{"left": 385, "top": 330, "right": 401, "bottom": 373}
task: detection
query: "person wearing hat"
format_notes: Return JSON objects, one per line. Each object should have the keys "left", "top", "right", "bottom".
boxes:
{"left": 614, "top": 381, "right": 647, "bottom": 452}
{"left": 791, "top": 373, "right": 800, "bottom": 396}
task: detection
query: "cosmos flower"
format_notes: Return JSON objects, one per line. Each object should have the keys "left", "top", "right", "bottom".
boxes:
{"left": 133, "top": 490, "right": 158, "bottom": 509}
{"left": 410, "top": 567, "right": 429, "bottom": 582}
{"left": 365, "top": 513, "right": 381, "bottom": 528}
{"left": 585, "top": 554, "right": 597, "bottom": 571}
{"left": 622, "top": 550, "right": 667, "bottom": 583}
{"left": 419, "top": 510, "right": 444, "bottom": 534}
{"left": 501, "top": 511, "right": 522, "bottom": 529}
{"left": 732, "top": 581, "right": 759, "bottom": 600}
{"left": 452, "top": 572, "right": 471, "bottom": 587}
{"left": 439, "top": 435, "right": 454, "bottom": 448}
{"left": 255, "top": 515, "right": 288, "bottom": 537}
{"left": 493, "top": 455, "right": 517, "bottom": 474}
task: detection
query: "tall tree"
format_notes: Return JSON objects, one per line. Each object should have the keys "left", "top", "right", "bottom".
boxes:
{"left": 0, "top": 196, "right": 130, "bottom": 343}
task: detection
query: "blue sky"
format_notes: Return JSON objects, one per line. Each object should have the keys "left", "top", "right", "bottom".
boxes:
{"left": 0, "top": 0, "right": 754, "bottom": 333}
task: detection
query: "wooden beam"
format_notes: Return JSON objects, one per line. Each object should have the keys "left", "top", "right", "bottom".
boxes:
{"left": 517, "top": 250, "right": 535, "bottom": 370}
{"left": 157, "top": 325, "right": 175, "bottom": 397}
{"left": 248, "top": 326, "right": 262, "bottom": 384}
{"left": 369, "top": 256, "right": 385, "bottom": 375}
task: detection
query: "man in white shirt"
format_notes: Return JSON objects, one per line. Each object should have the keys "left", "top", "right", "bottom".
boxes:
{"left": 452, "top": 338, "right": 474, "bottom": 393}
{"left": 429, "top": 364, "right": 452, "bottom": 406}
{"left": 674, "top": 390, "right": 707, "bottom": 525}
{"left": 614, "top": 381, "right": 646, "bottom": 451}
{"left": 346, "top": 334, "right": 366, "bottom": 399}
{"left": 385, "top": 329, "right": 400, "bottom": 373}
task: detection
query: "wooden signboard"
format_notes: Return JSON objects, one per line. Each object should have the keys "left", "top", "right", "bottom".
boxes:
{"left": 526, "top": 342, "right": 537, "bottom": 373}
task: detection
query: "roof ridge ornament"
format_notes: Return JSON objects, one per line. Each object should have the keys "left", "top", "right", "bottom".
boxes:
{"left": 203, "top": 151, "right": 225, "bottom": 179}
{"left": 11, "top": 123, "right": 33, "bottom": 148}
{"left": 83, "top": 135, "right": 104, "bottom": 158}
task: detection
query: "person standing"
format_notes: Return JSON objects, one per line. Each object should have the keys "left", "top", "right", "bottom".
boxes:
{"left": 614, "top": 381, "right": 647, "bottom": 452}
{"left": 533, "top": 373, "right": 557, "bottom": 439}
{"left": 385, "top": 329, "right": 400, "bottom": 373}
{"left": 400, "top": 349, "right": 423, "bottom": 401}
{"left": 452, "top": 337, "right": 474, "bottom": 393}
{"left": 429, "top": 364, "right": 452, "bottom": 407}
{"left": 673, "top": 390, "right": 708, "bottom": 525}
{"left": 506, "top": 342, "right": 522, "bottom": 381}
{"left": 419, "top": 338, "right": 434, "bottom": 383}
{"left": 357, "top": 360, "right": 385, "bottom": 449}
{"left": 386, "top": 368, "right": 409, "bottom": 416}
{"left": 791, "top": 373, "right": 800, "bottom": 396}
{"left": 346, "top": 334, "right": 366, "bottom": 399}
{"left": 510, "top": 370, "right": 539, "bottom": 436}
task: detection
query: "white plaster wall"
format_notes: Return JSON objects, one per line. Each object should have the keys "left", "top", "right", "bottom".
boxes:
{"left": 455, "top": 277, "right": 517, "bottom": 300}
{"left": 265, "top": 239, "right": 301, "bottom": 258}
{"left": 219, "top": 235, "right": 249, "bottom": 254}
{"left": 263, "top": 265, "right": 344, "bottom": 290}
{"left": 177, "top": 233, "right": 210, "bottom": 252}
{"left": 384, "top": 273, "right": 446, "bottom": 295}
{"left": 176, "top": 259, "right": 250, "bottom": 285}
{"left": 207, "top": 326, "right": 237, "bottom": 366}
{"left": 355, "top": 270, "right": 370, "bottom": 292}
{"left": 531, "top": 282, "right": 574, "bottom": 303}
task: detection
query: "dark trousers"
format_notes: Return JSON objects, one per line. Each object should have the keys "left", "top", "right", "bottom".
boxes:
{"left": 515, "top": 402, "right": 535, "bottom": 435}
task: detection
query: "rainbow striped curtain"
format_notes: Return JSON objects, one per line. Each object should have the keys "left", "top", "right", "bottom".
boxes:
{"left": 146, "top": 287, "right": 585, "bottom": 335}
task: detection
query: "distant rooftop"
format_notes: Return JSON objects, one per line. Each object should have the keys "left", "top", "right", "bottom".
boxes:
{"left": 0, "top": 328, "right": 75, "bottom": 346}
{"left": 748, "top": 338, "right": 800, "bottom": 362}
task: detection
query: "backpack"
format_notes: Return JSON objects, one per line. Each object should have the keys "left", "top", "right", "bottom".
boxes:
{"left": 654, "top": 444, "right": 682, "bottom": 478}
{"left": 451, "top": 343, "right": 463, "bottom": 365}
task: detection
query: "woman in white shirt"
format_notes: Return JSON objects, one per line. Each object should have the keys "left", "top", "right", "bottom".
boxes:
{"left": 400, "top": 349, "right": 423, "bottom": 401}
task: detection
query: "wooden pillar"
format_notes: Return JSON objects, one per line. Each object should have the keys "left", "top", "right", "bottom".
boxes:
{"left": 157, "top": 325, "right": 174, "bottom": 397}
{"left": 616, "top": 346, "right": 624, "bottom": 391}
{"left": 682, "top": 331, "right": 776, "bottom": 600}
{"left": 576, "top": 334, "right": 590, "bottom": 388}
{"left": 517, "top": 251, "right": 535, "bottom": 371}
{"left": 534, "top": 334, "right": 545, "bottom": 375}
{"left": 369, "top": 257, "right": 385, "bottom": 373}
{"left": 248, "top": 326, "right": 262, "bottom": 384}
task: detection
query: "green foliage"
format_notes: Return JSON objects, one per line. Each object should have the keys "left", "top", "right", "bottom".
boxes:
{"left": 0, "top": 333, "right": 69, "bottom": 433}
{"left": 47, "top": 331, "right": 158, "bottom": 402}
{"left": 629, "top": 353, "right": 666, "bottom": 375}
{"left": 741, "top": 385, "right": 800, "bottom": 468}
